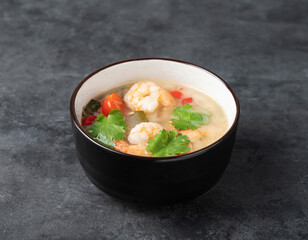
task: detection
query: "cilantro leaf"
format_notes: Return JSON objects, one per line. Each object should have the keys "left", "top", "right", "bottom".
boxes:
{"left": 146, "top": 129, "right": 191, "bottom": 157}
{"left": 171, "top": 104, "right": 211, "bottom": 130}
{"left": 88, "top": 110, "right": 127, "bottom": 148}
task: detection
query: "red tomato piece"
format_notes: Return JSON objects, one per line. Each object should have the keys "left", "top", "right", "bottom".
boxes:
{"left": 82, "top": 115, "right": 97, "bottom": 126}
{"left": 102, "top": 93, "right": 125, "bottom": 116}
{"left": 182, "top": 97, "right": 193, "bottom": 105}
{"left": 170, "top": 90, "right": 183, "bottom": 99}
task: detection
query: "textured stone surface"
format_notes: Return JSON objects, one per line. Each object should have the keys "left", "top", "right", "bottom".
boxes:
{"left": 0, "top": 0, "right": 307, "bottom": 239}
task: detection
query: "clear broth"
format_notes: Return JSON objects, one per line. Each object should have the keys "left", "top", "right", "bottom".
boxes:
{"left": 83, "top": 79, "right": 228, "bottom": 154}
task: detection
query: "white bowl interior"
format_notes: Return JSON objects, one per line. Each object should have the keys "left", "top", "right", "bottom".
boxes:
{"left": 74, "top": 60, "right": 237, "bottom": 129}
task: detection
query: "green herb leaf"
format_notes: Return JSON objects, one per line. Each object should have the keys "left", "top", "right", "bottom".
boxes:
{"left": 146, "top": 129, "right": 191, "bottom": 157}
{"left": 171, "top": 104, "right": 211, "bottom": 130}
{"left": 83, "top": 99, "right": 101, "bottom": 116}
{"left": 88, "top": 110, "right": 127, "bottom": 148}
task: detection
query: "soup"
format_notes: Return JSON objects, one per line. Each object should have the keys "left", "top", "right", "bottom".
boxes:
{"left": 81, "top": 79, "right": 228, "bottom": 157}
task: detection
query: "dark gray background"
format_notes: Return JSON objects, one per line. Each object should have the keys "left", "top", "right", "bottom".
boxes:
{"left": 1, "top": 0, "right": 307, "bottom": 239}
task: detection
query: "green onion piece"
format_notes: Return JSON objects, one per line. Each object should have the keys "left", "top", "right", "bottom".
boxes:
{"left": 134, "top": 111, "right": 149, "bottom": 122}
{"left": 125, "top": 111, "right": 149, "bottom": 127}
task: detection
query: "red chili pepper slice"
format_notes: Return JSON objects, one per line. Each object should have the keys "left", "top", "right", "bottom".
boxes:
{"left": 170, "top": 90, "right": 183, "bottom": 99}
{"left": 182, "top": 97, "right": 193, "bottom": 105}
{"left": 82, "top": 115, "right": 97, "bottom": 126}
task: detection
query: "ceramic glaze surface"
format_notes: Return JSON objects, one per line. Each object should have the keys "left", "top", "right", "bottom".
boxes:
{"left": 75, "top": 60, "right": 237, "bottom": 128}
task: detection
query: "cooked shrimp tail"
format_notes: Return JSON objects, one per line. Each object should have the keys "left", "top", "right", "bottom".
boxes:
{"left": 114, "top": 140, "right": 149, "bottom": 156}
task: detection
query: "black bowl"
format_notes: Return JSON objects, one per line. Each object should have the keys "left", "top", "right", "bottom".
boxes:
{"left": 70, "top": 58, "right": 240, "bottom": 204}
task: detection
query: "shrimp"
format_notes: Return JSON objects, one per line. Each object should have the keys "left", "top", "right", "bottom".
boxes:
{"left": 128, "top": 122, "right": 163, "bottom": 146}
{"left": 124, "top": 81, "right": 176, "bottom": 113}
{"left": 179, "top": 126, "right": 208, "bottom": 151}
{"left": 180, "top": 128, "right": 203, "bottom": 142}
{"left": 114, "top": 140, "right": 149, "bottom": 156}
{"left": 167, "top": 121, "right": 179, "bottom": 132}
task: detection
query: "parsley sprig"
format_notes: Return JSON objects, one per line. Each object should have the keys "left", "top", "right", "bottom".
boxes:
{"left": 146, "top": 130, "right": 191, "bottom": 157}
{"left": 171, "top": 104, "right": 211, "bottom": 130}
{"left": 88, "top": 110, "right": 127, "bottom": 148}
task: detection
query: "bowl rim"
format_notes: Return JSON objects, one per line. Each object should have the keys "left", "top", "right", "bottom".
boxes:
{"left": 70, "top": 58, "right": 240, "bottom": 162}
